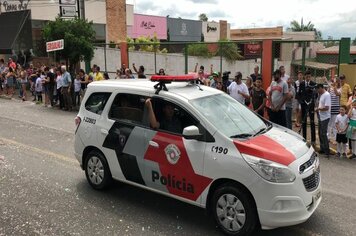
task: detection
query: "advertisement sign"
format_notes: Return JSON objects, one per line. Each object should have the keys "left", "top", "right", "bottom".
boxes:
{"left": 244, "top": 43, "right": 262, "bottom": 56}
{"left": 60, "top": 6, "right": 77, "bottom": 17}
{"left": 167, "top": 18, "right": 202, "bottom": 42}
{"left": 202, "top": 21, "right": 220, "bottom": 42}
{"left": 130, "top": 14, "right": 167, "bottom": 40}
{"left": 46, "top": 39, "right": 64, "bottom": 52}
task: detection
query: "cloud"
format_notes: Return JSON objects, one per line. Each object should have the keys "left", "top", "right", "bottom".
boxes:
{"left": 135, "top": 0, "right": 159, "bottom": 12}
{"left": 207, "top": 9, "right": 229, "bottom": 19}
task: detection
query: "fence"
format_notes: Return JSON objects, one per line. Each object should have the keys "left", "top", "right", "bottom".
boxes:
{"left": 272, "top": 39, "right": 341, "bottom": 83}
{"left": 87, "top": 41, "right": 263, "bottom": 80}
{"left": 86, "top": 39, "right": 343, "bottom": 84}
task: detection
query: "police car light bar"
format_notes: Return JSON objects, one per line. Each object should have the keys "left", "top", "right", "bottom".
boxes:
{"left": 150, "top": 74, "right": 197, "bottom": 82}
{"left": 151, "top": 74, "right": 198, "bottom": 94}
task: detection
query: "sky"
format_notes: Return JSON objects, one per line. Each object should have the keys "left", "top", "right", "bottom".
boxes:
{"left": 126, "top": 0, "right": 356, "bottom": 40}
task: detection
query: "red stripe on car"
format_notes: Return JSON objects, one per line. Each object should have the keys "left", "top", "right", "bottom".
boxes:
{"left": 144, "top": 132, "right": 212, "bottom": 201}
{"left": 234, "top": 135, "right": 295, "bottom": 166}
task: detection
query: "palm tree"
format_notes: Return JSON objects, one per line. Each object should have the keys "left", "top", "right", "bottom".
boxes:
{"left": 288, "top": 18, "right": 322, "bottom": 39}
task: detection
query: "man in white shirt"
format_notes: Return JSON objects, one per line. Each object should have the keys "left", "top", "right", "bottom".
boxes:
{"left": 280, "top": 65, "right": 290, "bottom": 83}
{"left": 227, "top": 72, "right": 249, "bottom": 104}
{"left": 316, "top": 84, "right": 331, "bottom": 157}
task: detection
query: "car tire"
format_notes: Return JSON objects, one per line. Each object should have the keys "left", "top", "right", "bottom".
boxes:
{"left": 84, "top": 150, "right": 112, "bottom": 190}
{"left": 212, "top": 184, "right": 258, "bottom": 236}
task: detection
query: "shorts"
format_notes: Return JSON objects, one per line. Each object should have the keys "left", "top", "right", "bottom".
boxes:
{"left": 336, "top": 133, "right": 347, "bottom": 144}
{"left": 6, "top": 78, "right": 13, "bottom": 87}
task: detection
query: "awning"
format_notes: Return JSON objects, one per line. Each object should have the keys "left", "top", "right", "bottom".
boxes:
{"left": 0, "top": 10, "right": 32, "bottom": 54}
{"left": 291, "top": 60, "right": 337, "bottom": 70}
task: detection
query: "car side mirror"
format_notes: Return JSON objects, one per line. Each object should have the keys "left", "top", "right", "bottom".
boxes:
{"left": 183, "top": 126, "right": 202, "bottom": 140}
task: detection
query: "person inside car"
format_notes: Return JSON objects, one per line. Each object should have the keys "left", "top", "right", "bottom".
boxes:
{"left": 145, "top": 98, "right": 182, "bottom": 134}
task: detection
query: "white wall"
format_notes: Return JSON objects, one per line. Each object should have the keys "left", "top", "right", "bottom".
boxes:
{"left": 88, "top": 47, "right": 262, "bottom": 80}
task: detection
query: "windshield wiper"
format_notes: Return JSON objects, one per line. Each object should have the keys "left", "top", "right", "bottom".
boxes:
{"left": 253, "top": 128, "right": 267, "bottom": 137}
{"left": 230, "top": 133, "right": 253, "bottom": 139}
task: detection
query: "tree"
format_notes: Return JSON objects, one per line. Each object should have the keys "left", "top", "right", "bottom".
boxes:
{"left": 187, "top": 43, "right": 212, "bottom": 58}
{"left": 324, "top": 36, "right": 339, "bottom": 48}
{"left": 352, "top": 37, "right": 356, "bottom": 46}
{"left": 216, "top": 40, "right": 243, "bottom": 62}
{"left": 42, "top": 17, "right": 96, "bottom": 71}
{"left": 288, "top": 18, "right": 322, "bottom": 40}
{"left": 199, "top": 13, "right": 208, "bottom": 22}
{"left": 127, "top": 35, "right": 167, "bottom": 53}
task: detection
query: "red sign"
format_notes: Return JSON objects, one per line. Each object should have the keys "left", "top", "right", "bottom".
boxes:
{"left": 46, "top": 39, "right": 64, "bottom": 52}
{"left": 244, "top": 43, "right": 261, "bottom": 56}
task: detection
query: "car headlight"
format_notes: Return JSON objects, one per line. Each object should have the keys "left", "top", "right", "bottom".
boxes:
{"left": 242, "top": 154, "right": 296, "bottom": 183}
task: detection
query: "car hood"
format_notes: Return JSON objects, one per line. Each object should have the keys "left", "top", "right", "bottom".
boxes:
{"left": 234, "top": 125, "right": 309, "bottom": 166}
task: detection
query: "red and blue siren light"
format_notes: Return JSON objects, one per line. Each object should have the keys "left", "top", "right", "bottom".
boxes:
{"left": 150, "top": 74, "right": 197, "bottom": 82}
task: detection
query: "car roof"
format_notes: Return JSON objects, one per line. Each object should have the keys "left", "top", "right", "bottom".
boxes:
{"left": 87, "top": 79, "right": 222, "bottom": 100}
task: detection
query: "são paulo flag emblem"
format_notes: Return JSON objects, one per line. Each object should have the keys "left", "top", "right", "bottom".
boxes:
{"left": 165, "top": 144, "right": 181, "bottom": 165}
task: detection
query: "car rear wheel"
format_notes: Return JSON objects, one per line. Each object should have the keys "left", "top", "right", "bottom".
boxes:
{"left": 212, "top": 184, "right": 258, "bottom": 236}
{"left": 84, "top": 150, "right": 112, "bottom": 190}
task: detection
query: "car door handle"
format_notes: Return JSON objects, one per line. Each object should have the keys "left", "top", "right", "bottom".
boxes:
{"left": 149, "top": 141, "right": 159, "bottom": 148}
{"left": 100, "top": 129, "right": 109, "bottom": 135}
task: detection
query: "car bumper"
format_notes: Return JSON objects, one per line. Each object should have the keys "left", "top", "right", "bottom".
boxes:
{"left": 250, "top": 148, "right": 322, "bottom": 229}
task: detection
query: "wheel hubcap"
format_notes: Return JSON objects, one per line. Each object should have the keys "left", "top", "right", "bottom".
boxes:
{"left": 216, "top": 194, "right": 246, "bottom": 232}
{"left": 87, "top": 156, "right": 104, "bottom": 185}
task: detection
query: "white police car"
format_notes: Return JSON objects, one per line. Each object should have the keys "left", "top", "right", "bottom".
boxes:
{"left": 74, "top": 75, "right": 321, "bottom": 236}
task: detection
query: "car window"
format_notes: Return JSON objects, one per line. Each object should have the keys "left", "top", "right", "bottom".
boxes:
{"left": 151, "top": 98, "right": 199, "bottom": 135}
{"left": 109, "top": 93, "right": 147, "bottom": 125}
{"left": 85, "top": 92, "right": 111, "bottom": 115}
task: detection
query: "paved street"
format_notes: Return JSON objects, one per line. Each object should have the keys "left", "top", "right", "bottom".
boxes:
{"left": 0, "top": 98, "right": 356, "bottom": 236}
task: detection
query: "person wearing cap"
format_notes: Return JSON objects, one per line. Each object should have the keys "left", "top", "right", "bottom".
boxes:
{"left": 269, "top": 69, "right": 289, "bottom": 127}
{"left": 316, "top": 83, "right": 331, "bottom": 157}
{"left": 210, "top": 71, "right": 220, "bottom": 89}
{"left": 227, "top": 72, "right": 249, "bottom": 105}
{"left": 339, "top": 75, "right": 352, "bottom": 109}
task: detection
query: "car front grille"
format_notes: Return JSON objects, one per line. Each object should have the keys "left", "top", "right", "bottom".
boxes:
{"left": 299, "top": 152, "right": 317, "bottom": 174}
{"left": 302, "top": 168, "right": 320, "bottom": 192}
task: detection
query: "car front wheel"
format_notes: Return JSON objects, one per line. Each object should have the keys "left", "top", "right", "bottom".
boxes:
{"left": 212, "top": 184, "right": 258, "bottom": 236}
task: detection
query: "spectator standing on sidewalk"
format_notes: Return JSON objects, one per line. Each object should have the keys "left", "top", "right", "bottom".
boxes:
{"left": 74, "top": 75, "right": 81, "bottom": 108}
{"left": 61, "top": 66, "right": 72, "bottom": 111}
{"left": 339, "top": 75, "right": 352, "bottom": 110}
{"left": 78, "top": 69, "right": 88, "bottom": 96}
{"left": 55, "top": 68, "right": 64, "bottom": 109}
{"left": 250, "top": 65, "right": 261, "bottom": 83}
{"left": 194, "top": 63, "right": 213, "bottom": 79}
{"left": 316, "top": 84, "right": 331, "bottom": 157}
{"left": 285, "top": 77, "right": 296, "bottom": 129}
{"left": 328, "top": 78, "right": 341, "bottom": 144}
{"left": 297, "top": 71, "right": 317, "bottom": 145}
{"left": 280, "top": 65, "right": 290, "bottom": 83}
{"left": 132, "top": 63, "right": 146, "bottom": 78}
{"left": 35, "top": 72, "right": 43, "bottom": 103}
{"left": 347, "top": 99, "right": 356, "bottom": 159}
{"left": 335, "top": 106, "right": 349, "bottom": 158}
{"left": 5, "top": 67, "right": 15, "bottom": 97}
{"left": 227, "top": 72, "right": 250, "bottom": 105}
{"left": 269, "top": 69, "right": 288, "bottom": 127}
{"left": 19, "top": 68, "right": 28, "bottom": 101}
{"left": 294, "top": 71, "right": 304, "bottom": 127}
{"left": 245, "top": 76, "right": 253, "bottom": 107}
{"left": 94, "top": 66, "right": 104, "bottom": 81}
{"left": 250, "top": 77, "right": 266, "bottom": 117}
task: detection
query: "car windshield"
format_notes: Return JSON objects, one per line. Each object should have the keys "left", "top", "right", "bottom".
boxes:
{"left": 190, "top": 93, "right": 268, "bottom": 138}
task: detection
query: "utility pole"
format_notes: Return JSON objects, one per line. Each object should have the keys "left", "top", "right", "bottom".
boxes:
{"left": 79, "top": 0, "right": 85, "bottom": 19}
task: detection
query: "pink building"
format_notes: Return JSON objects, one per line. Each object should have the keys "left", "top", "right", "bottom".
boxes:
{"left": 128, "top": 14, "right": 167, "bottom": 40}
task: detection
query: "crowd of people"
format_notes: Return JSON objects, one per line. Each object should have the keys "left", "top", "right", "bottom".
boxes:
{"left": 1, "top": 58, "right": 356, "bottom": 158}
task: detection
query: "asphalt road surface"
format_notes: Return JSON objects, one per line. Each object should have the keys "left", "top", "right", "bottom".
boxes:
{"left": 1, "top": 98, "right": 356, "bottom": 236}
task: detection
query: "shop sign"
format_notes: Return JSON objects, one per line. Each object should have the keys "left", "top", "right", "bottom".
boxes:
{"left": 0, "top": 0, "right": 30, "bottom": 12}
{"left": 46, "top": 39, "right": 64, "bottom": 52}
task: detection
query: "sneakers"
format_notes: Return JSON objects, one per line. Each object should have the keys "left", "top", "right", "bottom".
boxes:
{"left": 336, "top": 153, "right": 341, "bottom": 158}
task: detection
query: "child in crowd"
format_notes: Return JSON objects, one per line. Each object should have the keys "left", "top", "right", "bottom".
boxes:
{"left": 35, "top": 73, "right": 43, "bottom": 103}
{"left": 335, "top": 106, "right": 349, "bottom": 158}
{"left": 74, "top": 75, "right": 82, "bottom": 107}
{"left": 347, "top": 99, "right": 356, "bottom": 159}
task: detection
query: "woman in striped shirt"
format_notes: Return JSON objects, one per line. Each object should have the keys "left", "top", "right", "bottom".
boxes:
{"left": 328, "top": 78, "right": 341, "bottom": 143}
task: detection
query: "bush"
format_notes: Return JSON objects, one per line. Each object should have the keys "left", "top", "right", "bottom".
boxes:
{"left": 187, "top": 43, "right": 212, "bottom": 58}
